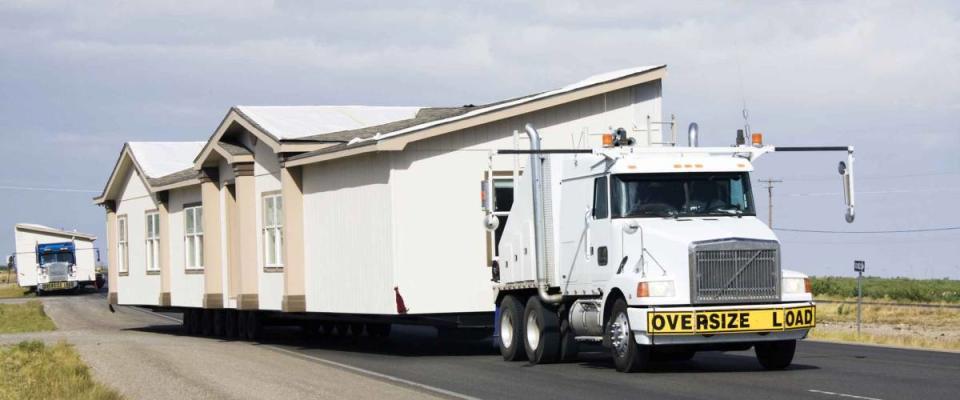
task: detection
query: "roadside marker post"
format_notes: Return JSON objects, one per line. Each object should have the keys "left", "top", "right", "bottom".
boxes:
{"left": 854, "top": 260, "right": 866, "bottom": 336}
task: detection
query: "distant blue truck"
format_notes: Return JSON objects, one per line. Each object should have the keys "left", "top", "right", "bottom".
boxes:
{"left": 10, "top": 224, "right": 102, "bottom": 295}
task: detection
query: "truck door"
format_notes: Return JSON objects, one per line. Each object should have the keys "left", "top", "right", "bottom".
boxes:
{"left": 588, "top": 176, "right": 615, "bottom": 285}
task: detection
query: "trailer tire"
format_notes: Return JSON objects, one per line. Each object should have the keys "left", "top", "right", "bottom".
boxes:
{"left": 245, "top": 311, "right": 262, "bottom": 341}
{"left": 498, "top": 295, "right": 526, "bottom": 361}
{"left": 755, "top": 340, "right": 796, "bottom": 370}
{"left": 213, "top": 310, "right": 225, "bottom": 337}
{"left": 523, "top": 297, "right": 561, "bottom": 364}
{"left": 608, "top": 299, "right": 651, "bottom": 372}
{"left": 224, "top": 310, "right": 238, "bottom": 339}
{"left": 201, "top": 310, "right": 215, "bottom": 336}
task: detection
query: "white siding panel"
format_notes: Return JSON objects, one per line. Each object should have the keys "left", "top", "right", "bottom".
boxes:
{"left": 169, "top": 186, "right": 203, "bottom": 307}
{"left": 115, "top": 168, "right": 161, "bottom": 306}
{"left": 303, "top": 153, "right": 395, "bottom": 314}
{"left": 254, "top": 139, "right": 284, "bottom": 310}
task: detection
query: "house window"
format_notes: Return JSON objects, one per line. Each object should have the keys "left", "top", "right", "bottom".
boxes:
{"left": 145, "top": 211, "right": 160, "bottom": 272}
{"left": 263, "top": 194, "right": 284, "bottom": 268}
{"left": 184, "top": 205, "right": 203, "bottom": 269}
{"left": 117, "top": 215, "right": 128, "bottom": 274}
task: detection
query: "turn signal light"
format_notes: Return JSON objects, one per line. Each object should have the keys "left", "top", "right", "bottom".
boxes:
{"left": 751, "top": 132, "right": 763, "bottom": 146}
{"left": 804, "top": 278, "right": 812, "bottom": 294}
{"left": 637, "top": 282, "right": 649, "bottom": 297}
{"left": 602, "top": 133, "right": 614, "bottom": 147}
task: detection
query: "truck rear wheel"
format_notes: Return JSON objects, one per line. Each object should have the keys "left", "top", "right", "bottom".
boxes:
{"left": 608, "top": 299, "right": 651, "bottom": 372}
{"left": 498, "top": 295, "right": 526, "bottom": 361}
{"left": 755, "top": 340, "right": 796, "bottom": 370}
{"left": 523, "top": 297, "right": 561, "bottom": 364}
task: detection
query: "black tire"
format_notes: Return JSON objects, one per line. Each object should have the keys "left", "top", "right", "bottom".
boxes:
{"left": 607, "top": 298, "right": 651, "bottom": 372}
{"left": 224, "top": 310, "right": 238, "bottom": 339}
{"left": 367, "top": 323, "right": 391, "bottom": 338}
{"left": 498, "top": 295, "right": 526, "bottom": 361}
{"left": 559, "top": 320, "right": 580, "bottom": 362}
{"left": 245, "top": 311, "right": 262, "bottom": 341}
{"left": 237, "top": 311, "right": 248, "bottom": 340}
{"left": 201, "top": 309, "right": 214, "bottom": 336}
{"left": 182, "top": 309, "right": 193, "bottom": 334}
{"left": 523, "top": 297, "right": 561, "bottom": 364}
{"left": 755, "top": 340, "right": 796, "bottom": 370}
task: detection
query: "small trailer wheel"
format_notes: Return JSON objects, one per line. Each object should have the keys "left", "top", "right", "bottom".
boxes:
{"left": 523, "top": 297, "right": 561, "bottom": 364}
{"left": 755, "top": 340, "right": 796, "bottom": 370}
{"left": 498, "top": 295, "right": 526, "bottom": 361}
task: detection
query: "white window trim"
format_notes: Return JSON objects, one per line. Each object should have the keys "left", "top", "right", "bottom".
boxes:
{"left": 117, "top": 215, "right": 128, "bottom": 274}
{"left": 262, "top": 193, "right": 284, "bottom": 269}
{"left": 145, "top": 211, "right": 160, "bottom": 272}
{"left": 184, "top": 205, "right": 204, "bottom": 271}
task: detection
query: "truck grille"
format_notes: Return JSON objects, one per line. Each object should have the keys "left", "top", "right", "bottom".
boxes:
{"left": 45, "top": 263, "right": 70, "bottom": 282}
{"left": 690, "top": 239, "right": 780, "bottom": 304}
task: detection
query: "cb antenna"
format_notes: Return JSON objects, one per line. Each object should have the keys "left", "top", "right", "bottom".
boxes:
{"left": 735, "top": 40, "right": 751, "bottom": 137}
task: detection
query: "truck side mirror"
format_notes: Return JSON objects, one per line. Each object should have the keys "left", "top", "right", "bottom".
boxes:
{"left": 5, "top": 255, "right": 12, "bottom": 267}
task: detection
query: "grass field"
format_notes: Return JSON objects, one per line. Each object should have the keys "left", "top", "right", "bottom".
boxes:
{"left": 0, "top": 283, "right": 31, "bottom": 299}
{"left": 811, "top": 297, "right": 960, "bottom": 351}
{"left": 0, "top": 341, "right": 122, "bottom": 400}
{"left": 0, "top": 301, "right": 56, "bottom": 334}
{"left": 811, "top": 276, "right": 960, "bottom": 303}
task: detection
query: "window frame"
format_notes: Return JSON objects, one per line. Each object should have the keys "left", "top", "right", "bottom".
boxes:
{"left": 262, "top": 192, "right": 284, "bottom": 270}
{"left": 117, "top": 214, "right": 128, "bottom": 275}
{"left": 183, "top": 204, "right": 204, "bottom": 271}
{"left": 144, "top": 210, "right": 160, "bottom": 273}
{"left": 592, "top": 175, "right": 610, "bottom": 219}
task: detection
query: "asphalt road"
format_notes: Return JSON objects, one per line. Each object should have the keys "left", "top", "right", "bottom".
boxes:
{"left": 139, "top": 306, "right": 960, "bottom": 400}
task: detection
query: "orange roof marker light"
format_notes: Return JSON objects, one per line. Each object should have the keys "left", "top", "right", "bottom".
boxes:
{"left": 602, "top": 133, "right": 614, "bottom": 147}
{"left": 752, "top": 132, "right": 764, "bottom": 147}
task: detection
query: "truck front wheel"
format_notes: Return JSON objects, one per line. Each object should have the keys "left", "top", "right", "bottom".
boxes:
{"left": 498, "top": 295, "right": 526, "bottom": 361}
{"left": 755, "top": 340, "right": 796, "bottom": 370}
{"left": 607, "top": 299, "right": 651, "bottom": 372}
{"left": 523, "top": 297, "right": 560, "bottom": 364}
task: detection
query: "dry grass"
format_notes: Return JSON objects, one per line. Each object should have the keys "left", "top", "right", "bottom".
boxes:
{"left": 0, "top": 341, "right": 122, "bottom": 400}
{"left": 0, "top": 301, "right": 56, "bottom": 334}
{"left": 0, "top": 283, "right": 31, "bottom": 299}
{"left": 811, "top": 298, "right": 960, "bottom": 351}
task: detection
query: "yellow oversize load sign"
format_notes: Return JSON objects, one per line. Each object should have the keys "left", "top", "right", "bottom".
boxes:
{"left": 647, "top": 306, "right": 815, "bottom": 335}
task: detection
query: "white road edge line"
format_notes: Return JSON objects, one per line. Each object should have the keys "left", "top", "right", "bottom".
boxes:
{"left": 809, "top": 389, "right": 884, "bottom": 400}
{"left": 131, "top": 307, "right": 482, "bottom": 400}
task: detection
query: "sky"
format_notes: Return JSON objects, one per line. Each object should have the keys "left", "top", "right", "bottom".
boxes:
{"left": 1, "top": 0, "right": 958, "bottom": 279}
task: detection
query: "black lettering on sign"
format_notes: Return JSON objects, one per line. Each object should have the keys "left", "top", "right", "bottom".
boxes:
{"left": 696, "top": 314, "right": 708, "bottom": 330}
{"left": 680, "top": 314, "right": 693, "bottom": 331}
{"left": 726, "top": 313, "right": 738, "bottom": 328}
{"left": 785, "top": 309, "right": 797, "bottom": 326}
{"left": 709, "top": 314, "right": 721, "bottom": 330}
{"left": 740, "top": 312, "right": 750, "bottom": 328}
{"left": 651, "top": 315, "right": 666, "bottom": 331}
{"left": 773, "top": 311, "right": 782, "bottom": 327}
{"left": 804, "top": 309, "right": 814, "bottom": 325}
{"left": 666, "top": 314, "right": 680, "bottom": 330}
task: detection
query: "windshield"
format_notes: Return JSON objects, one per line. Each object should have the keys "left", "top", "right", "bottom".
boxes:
{"left": 610, "top": 172, "right": 755, "bottom": 218}
{"left": 40, "top": 252, "right": 74, "bottom": 265}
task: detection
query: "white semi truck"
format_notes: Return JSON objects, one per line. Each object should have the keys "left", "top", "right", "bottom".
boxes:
{"left": 489, "top": 124, "right": 854, "bottom": 372}
{"left": 10, "top": 224, "right": 101, "bottom": 295}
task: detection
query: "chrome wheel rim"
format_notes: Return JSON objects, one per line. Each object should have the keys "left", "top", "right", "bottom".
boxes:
{"left": 500, "top": 312, "right": 514, "bottom": 349}
{"left": 526, "top": 313, "right": 541, "bottom": 351}
{"left": 610, "top": 312, "right": 631, "bottom": 358}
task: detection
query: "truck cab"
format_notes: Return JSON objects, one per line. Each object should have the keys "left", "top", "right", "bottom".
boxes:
{"left": 35, "top": 242, "right": 80, "bottom": 293}
{"left": 491, "top": 125, "right": 852, "bottom": 372}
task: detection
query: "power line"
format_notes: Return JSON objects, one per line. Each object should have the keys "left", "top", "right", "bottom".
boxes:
{"left": 759, "top": 170, "right": 960, "bottom": 182}
{"left": 0, "top": 185, "right": 99, "bottom": 194}
{"left": 782, "top": 187, "right": 960, "bottom": 197}
{"left": 774, "top": 226, "right": 960, "bottom": 234}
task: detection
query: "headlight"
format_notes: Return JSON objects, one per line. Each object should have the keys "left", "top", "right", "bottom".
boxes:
{"left": 783, "top": 277, "right": 811, "bottom": 294}
{"left": 637, "top": 280, "right": 676, "bottom": 297}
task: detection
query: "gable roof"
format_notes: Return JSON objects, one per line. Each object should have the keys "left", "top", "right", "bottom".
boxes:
{"left": 15, "top": 223, "right": 97, "bottom": 241}
{"left": 284, "top": 64, "right": 666, "bottom": 166}
{"left": 94, "top": 141, "right": 206, "bottom": 204}
{"left": 234, "top": 105, "right": 424, "bottom": 140}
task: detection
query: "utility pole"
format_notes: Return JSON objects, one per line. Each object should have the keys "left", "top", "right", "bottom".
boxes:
{"left": 760, "top": 178, "right": 783, "bottom": 227}
{"left": 854, "top": 260, "right": 866, "bottom": 337}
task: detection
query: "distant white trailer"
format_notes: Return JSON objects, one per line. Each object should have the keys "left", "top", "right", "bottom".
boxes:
{"left": 11, "top": 224, "right": 99, "bottom": 294}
